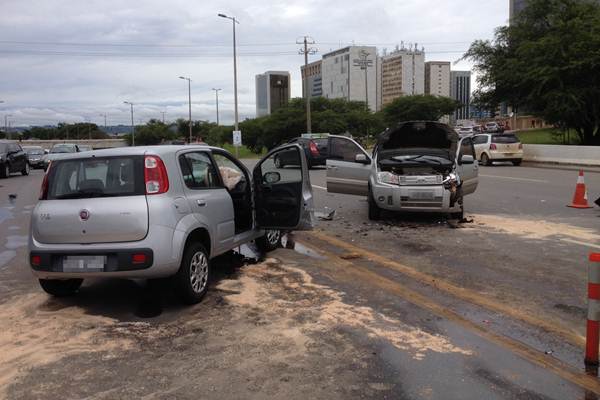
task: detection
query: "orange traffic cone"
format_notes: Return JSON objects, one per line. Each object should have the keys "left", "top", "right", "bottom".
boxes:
{"left": 568, "top": 170, "right": 593, "bottom": 209}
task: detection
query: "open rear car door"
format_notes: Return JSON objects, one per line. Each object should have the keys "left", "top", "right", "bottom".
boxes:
{"left": 253, "top": 144, "right": 314, "bottom": 230}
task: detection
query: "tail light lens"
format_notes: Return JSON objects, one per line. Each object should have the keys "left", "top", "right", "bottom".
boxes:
{"left": 31, "top": 255, "right": 41, "bottom": 266}
{"left": 39, "top": 163, "right": 50, "bottom": 200}
{"left": 490, "top": 143, "right": 497, "bottom": 150}
{"left": 144, "top": 155, "right": 169, "bottom": 195}
{"left": 309, "top": 141, "right": 320, "bottom": 156}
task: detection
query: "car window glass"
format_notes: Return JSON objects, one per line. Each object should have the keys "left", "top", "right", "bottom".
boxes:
{"left": 459, "top": 138, "right": 475, "bottom": 158}
{"left": 179, "top": 152, "right": 219, "bottom": 189}
{"left": 260, "top": 147, "right": 302, "bottom": 184}
{"left": 212, "top": 153, "right": 247, "bottom": 191}
{"left": 473, "top": 135, "right": 487, "bottom": 145}
{"left": 492, "top": 135, "right": 519, "bottom": 144}
{"left": 330, "top": 137, "right": 363, "bottom": 162}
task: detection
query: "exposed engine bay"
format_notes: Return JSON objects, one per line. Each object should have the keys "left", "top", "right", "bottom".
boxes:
{"left": 377, "top": 150, "right": 462, "bottom": 207}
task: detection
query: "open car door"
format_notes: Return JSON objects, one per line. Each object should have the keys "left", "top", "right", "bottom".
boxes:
{"left": 253, "top": 144, "right": 314, "bottom": 230}
{"left": 326, "top": 136, "right": 372, "bottom": 196}
{"left": 456, "top": 137, "right": 479, "bottom": 195}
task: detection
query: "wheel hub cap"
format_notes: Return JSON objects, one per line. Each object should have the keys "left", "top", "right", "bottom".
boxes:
{"left": 189, "top": 252, "right": 208, "bottom": 293}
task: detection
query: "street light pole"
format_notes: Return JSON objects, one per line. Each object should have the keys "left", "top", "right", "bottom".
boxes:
{"left": 99, "top": 114, "right": 107, "bottom": 130}
{"left": 218, "top": 13, "right": 240, "bottom": 156}
{"left": 161, "top": 111, "right": 166, "bottom": 124}
{"left": 123, "top": 101, "right": 135, "bottom": 146}
{"left": 212, "top": 88, "right": 221, "bottom": 125}
{"left": 179, "top": 76, "right": 193, "bottom": 143}
{"left": 4, "top": 114, "right": 12, "bottom": 139}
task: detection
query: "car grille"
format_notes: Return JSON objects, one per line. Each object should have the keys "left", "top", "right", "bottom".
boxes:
{"left": 398, "top": 175, "right": 442, "bottom": 185}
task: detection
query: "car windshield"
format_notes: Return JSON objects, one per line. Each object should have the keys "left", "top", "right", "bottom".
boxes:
{"left": 51, "top": 145, "right": 76, "bottom": 154}
{"left": 492, "top": 135, "right": 520, "bottom": 144}
{"left": 47, "top": 156, "right": 145, "bottom": 200}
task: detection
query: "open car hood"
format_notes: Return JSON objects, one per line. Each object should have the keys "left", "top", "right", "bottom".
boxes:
{"left": 376, "top": 121, "right": 459, "bottom": 159}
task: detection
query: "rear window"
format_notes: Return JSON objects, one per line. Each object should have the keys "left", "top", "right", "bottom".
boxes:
{"left": 47, "top": 156, "right": 145, "bottom": 200}
{"left": 492, "top": 135, "right": 519, "bottom": 144}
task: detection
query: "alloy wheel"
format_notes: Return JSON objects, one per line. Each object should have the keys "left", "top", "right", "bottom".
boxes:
{"left": 266, "top": 229, "right": 281, "bottom": 246}
{"left": 189, "top": 251, "right": 209, "bottom": 294}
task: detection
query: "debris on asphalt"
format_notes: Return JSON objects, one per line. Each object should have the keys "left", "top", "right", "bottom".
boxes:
{"left": 315, "top": 207, "right": 336, "bottom": 221}
{"left": 340, "top": 252, "right": 362, "bottom": 260}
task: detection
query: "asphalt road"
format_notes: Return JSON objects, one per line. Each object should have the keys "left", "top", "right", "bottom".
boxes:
{"left": 1, "top": 164, "right": 600, "bottom": 399}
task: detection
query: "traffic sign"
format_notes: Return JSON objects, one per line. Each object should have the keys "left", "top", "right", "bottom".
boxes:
{"left": 233, "top": 130, "right": 242, "bottom": 147}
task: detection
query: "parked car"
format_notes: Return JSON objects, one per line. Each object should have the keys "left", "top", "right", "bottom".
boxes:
{"left": 78, "top": 144, "right": 93, "bottom": 152}
{"left": 43, "top": 143, "right": 81, "bottom": 171}
{"left": 22, "top": 145, "right": 46, "bottom": 169}
{"left": 29, "top": 144, "right": 314, "bottom": 304}
{"left": 472, "top": 133, "right": 523, "bottom": 166}
{"left": 0, "top": 140, "right": 29, "bottom": 178}
{"left": 326, "top": 121, "right": 479, "bottom": 220}
{"left": 484, "top": 122, "right": 503, "bottom": 133}
{"left": 277, "top": 137, "right": 329, "bottom": 168}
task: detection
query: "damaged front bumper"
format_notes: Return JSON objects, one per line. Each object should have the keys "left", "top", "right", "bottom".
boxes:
{"left": 370, "top": 178, "right": 462, "bottom": 212}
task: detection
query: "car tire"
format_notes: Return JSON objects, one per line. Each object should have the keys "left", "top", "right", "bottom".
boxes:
{"left": 512, "top": 160, "right": 522, "bottom": 166}
{"left": 39, "top": 278, "right": 83, "bottom": 297}
{"left": 481, "top": 153, "right": 491, "bottom": 166}
{"left": 174, "top": 242, "right": 211, "bottom": 305}
{"left": 22, "top": 162, "right": 30, "bottom": 176}
{"left": 256, "top": 229, "right": 282, "bottom": 252}
{"left": 274, "top": 155, "right": 284, "bottom": 168}
{"left": 1, "top": 163, "right": 9, "bottom": 178}
{"left": 368, "top": 186, "right": 381, "bottom": 221}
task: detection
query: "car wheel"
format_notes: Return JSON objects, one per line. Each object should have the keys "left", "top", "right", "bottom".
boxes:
{"left": 22, "top": 162, "right": 30, "bottom": 176}
{"left": 39, "top": 279, "right": 83, "bottom": 297}
{"left": 274, "top": 155, "right": 284, "bottom": 168}
{"left": 512, "top": 160, "right": 522, "bottom": 166}
{"left": 368, "top": 186, "right": 381, "bottom": 221}
{"left": 256, "top": 229, "right": 282, "bottom": 252}
{"left": 481, "top": 153, "right": 491, "bottom": 166}
{"left": 174, "top": 242, "right": 210, "bottom": 305}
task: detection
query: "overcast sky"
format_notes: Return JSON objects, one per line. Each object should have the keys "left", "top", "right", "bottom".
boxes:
{"left": 0, "top": 0, "right": 508, "bottom": 127}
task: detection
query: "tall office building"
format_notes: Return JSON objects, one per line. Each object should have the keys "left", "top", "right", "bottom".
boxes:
{"left": 255, "top": 71, "right": 290, "bottom": 117}
{"left": 380, "top": 46, "right": 425, "bottom": 107}
{"left": 424, "top": 61, "right": 451, "bottom": 98}
{"left": 321, "top": 46, "right": 378, "bottom": 111}
{"left": 300, "top": 60, "right": 322, "bottom": 98}
{"left": 450, "top": 71, "right": 471, "bottom": 121}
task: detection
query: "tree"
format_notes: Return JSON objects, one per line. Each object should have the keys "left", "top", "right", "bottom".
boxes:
{"left": 125, "top": 119, "right": 175, "bottom": 146}
{"left": 463, "top": 0, "right": 600, "bottom": 145}
{"left": 381, "top": 95, "right": 460, "bottom": 127}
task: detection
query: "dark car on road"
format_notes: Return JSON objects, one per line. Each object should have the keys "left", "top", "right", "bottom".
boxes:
{"left": 22, "top": 145, "right": 46, "bottom": 169}
{"left": 274, "top": 137, "right": 329, "bottom": 168}
{"left": 0, "top": 140, "right": 29, "bottom": 178}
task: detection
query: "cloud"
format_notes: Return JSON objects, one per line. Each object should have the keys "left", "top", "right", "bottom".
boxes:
{"left": 0, "top": 0, "right": 507, "bottom": 126}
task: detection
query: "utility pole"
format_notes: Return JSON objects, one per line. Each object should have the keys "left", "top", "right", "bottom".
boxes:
{"left": 179, "top": 76, "right": 193, "bottom": 143}
{"left": 297, "top": 36, "right": 317, "bottom": 134}
{"left": 212, "top": 88, "right": 221, "bottom": 125}
{"left": 161, "top": 111, "right": 166, "bottom": 124}
{"left": 4, "top": 114, "right": 12, "bottom": 139}
{"left": 353, "top": 50, "right": 373, "bottom": 111}
{"left": 100, "top": 114, "right": 107, "bottom": 130}
{"left": 218, "top": 13, "right": 240, "bottom": 157}
{"left": 123, "top": 101, "right": 135, "bottom": 146}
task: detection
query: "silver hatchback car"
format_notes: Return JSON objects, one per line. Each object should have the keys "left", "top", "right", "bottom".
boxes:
{"left": 29, "top": 144, "right": 314, "bottom": 303}
{"left": 326, "top": 121, "right": 479, "bottom": 220}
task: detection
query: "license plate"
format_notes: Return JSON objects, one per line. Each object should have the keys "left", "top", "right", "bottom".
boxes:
{"left": 409, "top": 191, "right": 435, "bottom": 200}
{"left": 63, "top": 255, "right": 106, "bottom": 272}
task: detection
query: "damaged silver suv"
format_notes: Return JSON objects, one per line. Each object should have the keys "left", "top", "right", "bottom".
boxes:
{"left": 326, "top": 121, "right": 479, "bottom": 220}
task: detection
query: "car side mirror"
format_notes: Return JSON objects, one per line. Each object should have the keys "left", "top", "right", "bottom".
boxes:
{"left": 459, "top": 155, "right": 475, "bottom": 165}
{"left": 355, "top": 153, "right": 370, "bottom": 165}
{"left": 263, "top": 171, "right": 281, "bottom": 184}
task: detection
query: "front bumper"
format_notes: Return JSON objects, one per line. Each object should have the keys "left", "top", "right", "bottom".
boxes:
{"left": 371, "top": 180, "right": 460, "bottom": 212}
{"left": 28, "top": 159, "right": 44, "bottom": 168}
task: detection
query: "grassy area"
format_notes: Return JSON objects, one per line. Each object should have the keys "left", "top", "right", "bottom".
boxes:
{"left": 516, "top": 128, "right": 580, "bottom": 145}
{"left": 220, "top": 143, "right": 267, "bottom": 159}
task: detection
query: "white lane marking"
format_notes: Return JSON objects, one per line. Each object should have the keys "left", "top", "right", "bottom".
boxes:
{"left": 312, "top": 185, "right": 327, "bottom": 191}
{"left": 479, "top": 174, "right": 548, "bottom": 183}
{"left": 560, "top": 238, "right": 600, "bottom": 250}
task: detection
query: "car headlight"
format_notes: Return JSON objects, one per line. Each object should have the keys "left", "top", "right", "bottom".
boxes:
{"left": 377, "top": 171, "right": 399, "bottom": 185}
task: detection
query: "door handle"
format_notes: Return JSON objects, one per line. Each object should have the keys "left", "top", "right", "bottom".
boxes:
{"left": 196, "top": 199, "right": 207, "bottom": 207}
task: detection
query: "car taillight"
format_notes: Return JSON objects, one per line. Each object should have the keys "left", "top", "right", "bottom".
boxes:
{"left": 31, "top": 255, "right": 41, "bottom": 266}
{"left": 309, "top": 141, "right": 320, "bottom": 156}
{"left": 132, "top": 253, "right": 147, "bottom": 264}
{"left": 490, "top": 143, "right": 497, "bottom": 150}
{"left": 518, "top": 143, "right": 523, "bottom": 149}
{"left": 39, "top": 163, "right": 50, "bottom": 200}
{"left": 144, "top": 155, "right": 169, "bottom": 195}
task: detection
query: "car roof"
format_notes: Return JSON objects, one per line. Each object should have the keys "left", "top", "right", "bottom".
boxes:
{"left": 49, "top": 144, "right": 221, "bottom": 161}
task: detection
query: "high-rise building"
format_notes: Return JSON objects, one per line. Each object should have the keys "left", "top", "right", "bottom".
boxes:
{"left": 300, "top": 60, "right": 322, "bottom": 98}
{"left": 255, "top": 71, "right": 290, "bottom": 117}
{"left": 321, "top": 46, "right": 378, "bottom": 111}
{"left": 450, "top": 71, "right": 471, "bottom": 121}
{"left": 424, "top": 61, "right": 451, "bottom": 98}
{"left": 380, "top": 47, "right": 425, "bottom": 107}
{"left": 509, "top": 0, "right": 528, "bottom": 20}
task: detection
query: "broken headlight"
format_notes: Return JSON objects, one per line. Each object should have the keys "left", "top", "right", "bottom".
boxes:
{"left": 377, "top": 171, "right": 399, "bottom": 185}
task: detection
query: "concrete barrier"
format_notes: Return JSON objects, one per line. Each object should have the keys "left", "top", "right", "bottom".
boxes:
{"left": 523, "top": 144, "right": 600, "bottom": 166}
{"left": 19, "top": 139, "right": 127, "bottom": 150}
